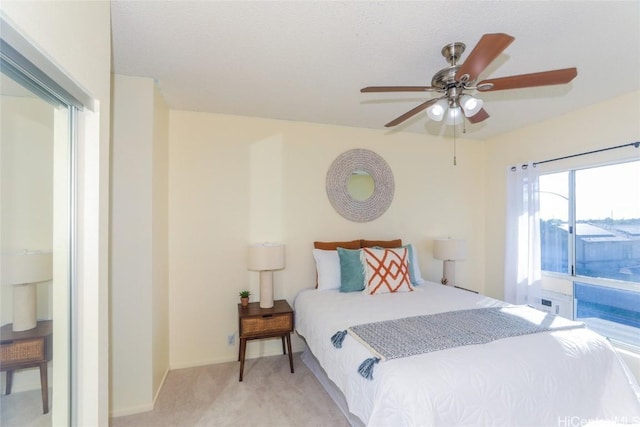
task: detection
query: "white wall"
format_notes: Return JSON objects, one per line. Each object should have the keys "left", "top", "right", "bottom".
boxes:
{"left": 0, "top": 1, "right": 112, "bottom": 424}
{"left": 111, "top": 75, "right": 169, "bottom": 416}
{"left": 168, "top": 112, "right": 486, "bottom": 368}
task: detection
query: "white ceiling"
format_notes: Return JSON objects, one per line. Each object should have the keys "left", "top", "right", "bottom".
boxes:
{"left": 111, "top": 1, "right": 640, "bottom": 140}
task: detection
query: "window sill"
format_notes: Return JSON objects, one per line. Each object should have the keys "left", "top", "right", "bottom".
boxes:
{"left": 580, "top": 317, "right": 640, "bottom": 349}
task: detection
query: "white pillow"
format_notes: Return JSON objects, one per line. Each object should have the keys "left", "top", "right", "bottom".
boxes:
{"left": 312, "top": 249, "right": 341, "bottom": 290}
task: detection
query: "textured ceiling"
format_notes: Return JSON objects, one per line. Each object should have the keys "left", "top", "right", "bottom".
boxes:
{"left": 111, "top": 1, "right": 640, "bottom": 140}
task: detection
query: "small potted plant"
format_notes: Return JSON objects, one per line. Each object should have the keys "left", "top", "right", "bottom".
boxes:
{"left": 239, "top": 290, "right": 250, "bottom": 307}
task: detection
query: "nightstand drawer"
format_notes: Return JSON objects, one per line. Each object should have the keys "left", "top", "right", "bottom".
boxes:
{"left": 0, "top": 338, "right": 44, "bottom": 364}
{"left": 241, "top": 313, "right": 292, "bottom": 336}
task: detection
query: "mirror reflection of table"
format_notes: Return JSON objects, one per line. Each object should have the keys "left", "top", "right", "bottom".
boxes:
{"left": 0, "top": 320, "right": 52, "bottom": 414}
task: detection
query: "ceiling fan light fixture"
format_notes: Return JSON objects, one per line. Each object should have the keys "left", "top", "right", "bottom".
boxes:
{"left": 460, "top": 94, "right": 484, "bottom": 117}
{"left": 445, "top": 106, "right": 463, "bottom": 125}
{"left": 426, "top": 98, "right": 449, "bottom": 121}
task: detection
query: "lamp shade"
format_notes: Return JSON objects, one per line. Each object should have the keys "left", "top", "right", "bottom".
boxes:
{"left": 1, "top": 251, "right": 52, "bottom": 331}
{"left": 248, "top": 243, "right": 285, "bottom": 271}
{"left": 433, "top": 239, "right": 466, "bottom": 261}
{"left": 460, "top": 95, "right": 484, "bottom": 117}
{"left": 426, "top": 99, "right": 449, "bottom": 122}
{"left": 444, "top": 107, "right": 463, "bottom": 125}
{"left": 1, "top": 251, "right": 53, "bottom": 285}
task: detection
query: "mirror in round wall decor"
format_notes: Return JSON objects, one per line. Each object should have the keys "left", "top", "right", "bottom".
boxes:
{"left": 347, "top": 171, "right": 375, "bottom": 201}
{"left": 325, "top": 148, "right": 395, "bottom": 222}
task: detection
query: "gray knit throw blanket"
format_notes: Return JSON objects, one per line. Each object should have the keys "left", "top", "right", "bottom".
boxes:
{"left": 330, "top": 306, "right": 584, "bottom": 380}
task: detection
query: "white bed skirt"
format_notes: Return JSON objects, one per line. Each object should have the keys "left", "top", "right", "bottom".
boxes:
{"left": 301, "top": 345, "right": 364, "bottom": 427}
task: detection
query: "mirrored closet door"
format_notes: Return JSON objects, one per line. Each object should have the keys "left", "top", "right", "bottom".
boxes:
{"left": 0, "top": 42, "right": 73, "bottom": 426}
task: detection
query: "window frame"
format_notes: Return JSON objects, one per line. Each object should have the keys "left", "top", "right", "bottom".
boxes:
{"left": 538, "top": 157, "right": 640, "bottom": 349}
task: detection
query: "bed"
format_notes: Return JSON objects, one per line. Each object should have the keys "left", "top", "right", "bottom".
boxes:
{"left": 294, "top": 241, "right": 640, "bottom": 426}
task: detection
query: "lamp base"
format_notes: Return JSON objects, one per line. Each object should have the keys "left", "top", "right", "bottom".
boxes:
{"left": 441, "top": 260, "right": 456, "bottom": 287}
{"left": 13, "top": 283, "right": 37, "bottom": 331}
{"left": 259, "top": 271, "right": 274, "bottom": 309}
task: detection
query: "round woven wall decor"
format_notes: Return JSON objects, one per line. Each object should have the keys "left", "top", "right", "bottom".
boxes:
{"left": 325, "top": 149, "right": 395, "bottom": 222}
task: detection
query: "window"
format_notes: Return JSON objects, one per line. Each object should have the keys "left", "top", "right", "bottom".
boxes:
{"left": 575, "top": 162, "right": 640, "bottom": 282}
{"left": 539, "top": 160, "right": 640, "bottom": 347}
{"left": 540, "top": 171, "right": 570, "bottom": 274}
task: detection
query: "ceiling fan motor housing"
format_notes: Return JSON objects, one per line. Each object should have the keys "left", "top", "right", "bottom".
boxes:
{"left": 431, "top": 65, "right": 463, "bottom": 90}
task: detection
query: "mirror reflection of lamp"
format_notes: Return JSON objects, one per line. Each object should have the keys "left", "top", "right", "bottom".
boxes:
{"left": 248, "top": 243, "right": 285, "bottom": 309}
{"left": 433, "top": 239, "right": 466, "bottom": 286}
{"left": 1, "top": 251, "right": 53, "bottom": 331}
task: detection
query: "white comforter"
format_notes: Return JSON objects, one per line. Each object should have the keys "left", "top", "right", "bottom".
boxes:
{"left": 294, "top": 283, "right": 640, "bottom": 427}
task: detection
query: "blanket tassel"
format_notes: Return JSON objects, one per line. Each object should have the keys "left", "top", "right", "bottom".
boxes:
{"left": 358, "top": 357, "right": 380, "bottom": 380}
{"left": 331, "top": 330, "right": 348, "bottom": 348}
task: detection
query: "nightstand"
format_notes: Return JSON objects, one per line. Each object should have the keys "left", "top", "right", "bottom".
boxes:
{"left": 0, "top": 320, "right": 52, "bottom": 414}
{"left": 237, "top": 299, "right": 294, "bottom": 382}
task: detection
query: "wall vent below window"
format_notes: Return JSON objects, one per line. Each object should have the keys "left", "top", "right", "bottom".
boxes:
{"left": 530, "top": 290, "right": 573, "bottom": 319}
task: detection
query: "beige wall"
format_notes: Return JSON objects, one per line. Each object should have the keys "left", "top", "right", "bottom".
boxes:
{"left": 483, "top": 91, "right": 640, "bottom": 301}
{"left": 168, "top": 112, "right": 486, "bottom": 368}
{"left": 111, "top": 75, "right": 169, "bottom": 416}
{"left": 0, "top": 1, "right": 112, "bottom": 424}
{"left": 0, "top": 97, "right": 53, "bottom": 256}
{"left": 151, "top": 82, "right": 170, "bottom": 408}
{"left": 166, "top": 91, "right": 639, "bottom": 376}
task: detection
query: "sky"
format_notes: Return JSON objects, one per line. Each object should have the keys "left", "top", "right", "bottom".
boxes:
{"left": 539, "top": 160, "right": 640, "bottom": 222}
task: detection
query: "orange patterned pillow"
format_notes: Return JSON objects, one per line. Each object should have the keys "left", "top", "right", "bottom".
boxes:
{"left": 361, "top": 247, "right": 413, "bottom": 294}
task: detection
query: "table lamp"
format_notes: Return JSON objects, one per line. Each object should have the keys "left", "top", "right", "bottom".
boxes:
{"left": 433, "top": 239, "right": 466, "bottom": 286}
{"left": 248, "top": 243, "right": 285, "bottom": 308}
{"left": 1, "top": 251, "right": 53, "bottom": 331}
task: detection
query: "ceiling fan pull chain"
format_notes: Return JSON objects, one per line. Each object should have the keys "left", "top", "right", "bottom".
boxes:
{"left": 453, "top": 121, "right": 457, "bottom": 166}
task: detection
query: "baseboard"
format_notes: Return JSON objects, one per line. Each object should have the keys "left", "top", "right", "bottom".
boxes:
{"left": 170, "top": 356, "right": 238, "bottom": 370}
{"left": 109, "top": 368, "right": 169, "bottom": 418}
{"left": 110, "top": 402, "right": 155, "bottom": 418}
{"left": 170, "top": 339, "right": 305, "bottom": 370}
{"left": 153, "top": 368, "right": 169, "bottom": 407}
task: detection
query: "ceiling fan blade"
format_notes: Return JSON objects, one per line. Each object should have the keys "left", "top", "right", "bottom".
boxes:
{"left": 361, "top": 86, "right": 437, "bottom": 93}
{"left": 455, "top": 33, "right": 515, "bottom": 82}
{"left": 467, "top": 108, "right": 489, "bottom": 124}
{"left": 476, "top": 67, "right": 578, "bottom": 91}
{"left": 384, "top": 99, "right": 439, "bottom": 127}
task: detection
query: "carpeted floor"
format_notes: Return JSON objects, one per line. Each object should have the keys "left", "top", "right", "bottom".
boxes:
{"left": 110, "top": 352, "right": 349, "bottom": 427}
{"left": 0, "top": 388, "right": 51, "bottom": 427}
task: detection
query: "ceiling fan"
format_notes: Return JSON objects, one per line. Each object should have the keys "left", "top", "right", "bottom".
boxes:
{"left": 361, "top": 33, "right": 577, "bottom": 128}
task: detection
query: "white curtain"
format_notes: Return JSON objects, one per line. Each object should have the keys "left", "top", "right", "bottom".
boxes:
{"left": 504, "top": 163, "right": 542, "bottom": 305}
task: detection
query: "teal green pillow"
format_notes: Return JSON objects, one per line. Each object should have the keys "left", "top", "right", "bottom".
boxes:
{"left": 405, "top": 244, "right": 418, "bottom": 285}
{"left": 337, "top": 248, "right": 365, "bottom": 292}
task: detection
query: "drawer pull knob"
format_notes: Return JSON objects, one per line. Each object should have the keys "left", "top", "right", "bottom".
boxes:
{"left": 262, "top": 314, "right": 273, "bottom": 318}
